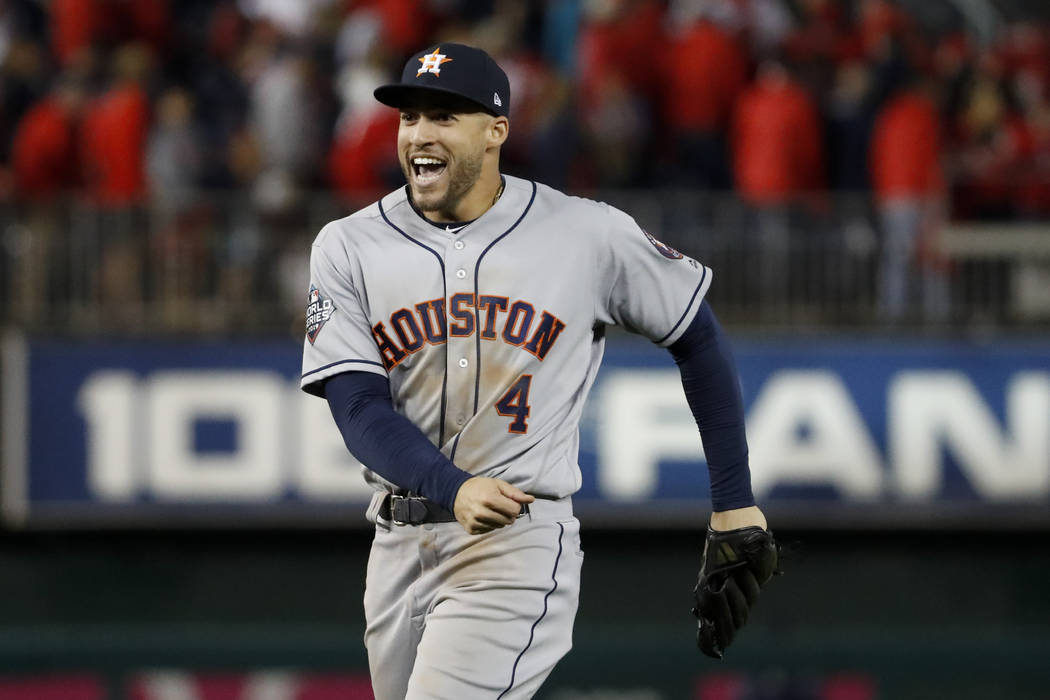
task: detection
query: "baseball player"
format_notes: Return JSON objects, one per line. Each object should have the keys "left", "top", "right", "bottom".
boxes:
{"left": 301, "top": 44, "right": 779, "bottom": 699}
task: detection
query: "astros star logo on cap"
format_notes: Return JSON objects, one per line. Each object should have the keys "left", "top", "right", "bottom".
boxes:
{"left": 417, "top": 48, "right": 452, "bottom": 77}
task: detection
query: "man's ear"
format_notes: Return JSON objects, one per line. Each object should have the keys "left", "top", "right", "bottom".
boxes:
{"left": 488, "top": 116, "right": 509, "bottom": 148}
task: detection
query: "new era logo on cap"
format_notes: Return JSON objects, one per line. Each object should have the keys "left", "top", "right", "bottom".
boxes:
{"left": 374, "top": 43, "right": 511, "bottom": 118}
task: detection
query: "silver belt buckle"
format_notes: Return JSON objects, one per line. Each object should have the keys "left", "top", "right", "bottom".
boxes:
{"left": 390, "top": 495, "right": 429, "bottom": 525}
{"left": 389, "top": 495, "right": 409, "bottom": 526}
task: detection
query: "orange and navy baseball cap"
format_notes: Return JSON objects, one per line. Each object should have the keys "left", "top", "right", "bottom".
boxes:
{"left": 374, "top": 43, "right": 510, "bottom": 118}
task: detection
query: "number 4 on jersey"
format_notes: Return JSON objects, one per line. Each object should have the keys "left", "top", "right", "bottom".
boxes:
{"left": 495, "top": 374, "right": 532, "bottom": 434}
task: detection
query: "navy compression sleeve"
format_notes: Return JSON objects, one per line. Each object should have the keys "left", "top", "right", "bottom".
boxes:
{"left": 668, "top": 301, "right": 755, "bottom": 511}
{"left": 323, "top": 371, "right": 473, "bottom": 511}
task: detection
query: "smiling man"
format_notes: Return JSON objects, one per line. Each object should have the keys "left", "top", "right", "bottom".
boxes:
{"left": 384, "top": 49, "right": 509, "bottom": 224}
{"left": 396, "top": 95, "right": 502, "bottom": 221}
{"left": 301, "top": 43, "right": 778, "bottom": 700}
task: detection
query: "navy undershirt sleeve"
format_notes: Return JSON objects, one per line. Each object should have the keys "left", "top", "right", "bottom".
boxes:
{"left": 668, "top": 301, "right": 755, "bottom": 511}
{"left": 323, "top": 371, "right": 473, "bottom": 511}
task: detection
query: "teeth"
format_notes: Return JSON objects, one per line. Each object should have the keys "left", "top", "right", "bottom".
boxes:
{"left": 413, "top": 157, "right": 446, "bottom": 165}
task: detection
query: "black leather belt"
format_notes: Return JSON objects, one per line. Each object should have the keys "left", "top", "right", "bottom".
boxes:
{"left": 380, "top": 494, "right": 457, "bottom": 525}
{"left": 379, "top": 494, "right": 530, "bottom": 525}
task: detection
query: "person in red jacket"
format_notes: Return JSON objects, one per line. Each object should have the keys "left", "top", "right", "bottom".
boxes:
{"left": 9, "top": 77, "right": 86, "bottom": 322}
{"left": 576, "top": 0, "right": 666, "bottom": 185}
{"left": 732, "top": 59, "right": 824, "bottom": 204}
{"left": 329, "top": 108, "right": 401, "bottom": 206}
{"left": 731, "top": 58, "right": 824, "bottom": 313}
{"left": 81, "top": 51, "right": 150, "bottom": 207}
{"left": 870, "top": 78, "right": 949, "bottom": 322}
{"left": 49, "top": 0, "right": 102, "bottom": 67}
{"left": 79, "top": 43, "right": 153, "bottom": 325}
{"left": 12, "top": 81, "right": 83, "bottom": 201}
{"left": 665, "top": 12, "right": 748, "bottom": 187}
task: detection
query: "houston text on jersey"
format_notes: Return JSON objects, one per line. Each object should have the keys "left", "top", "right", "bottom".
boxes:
{"left": 371, "top": 293, "right": 567, "bottom": 370}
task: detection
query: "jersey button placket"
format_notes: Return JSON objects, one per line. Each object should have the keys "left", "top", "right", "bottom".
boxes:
{"left": 446, "top": 243, "right": 477, "bottom": 435}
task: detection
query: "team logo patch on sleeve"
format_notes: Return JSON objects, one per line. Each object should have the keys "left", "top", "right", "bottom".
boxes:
{"left": 306, "top": 285, "right": 336, "bottom": 344}
{"left": 642, "top": 230, "right": 684, "bottom": 259}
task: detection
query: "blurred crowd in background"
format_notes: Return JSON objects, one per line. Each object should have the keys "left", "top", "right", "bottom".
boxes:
{"left": 1, "top": 0, "right": 1049, "bottom": 332}
{"left": 7, "top": 0, "right": 1050, "bottom": 214}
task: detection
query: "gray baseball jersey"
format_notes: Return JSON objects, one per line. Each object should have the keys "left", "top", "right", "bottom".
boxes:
{"left": 300, "top": 174, "right": 711, "bottom": 699}
{"left": 301, "top": 174, "right": 711, "bottom": 493}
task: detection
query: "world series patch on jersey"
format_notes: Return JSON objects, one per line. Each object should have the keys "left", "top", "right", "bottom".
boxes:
{"left": 305, "top": 285, "right": 335, "bottom": 345}
{"left": 300, "top": 175, "right": 711, "bottom": 498}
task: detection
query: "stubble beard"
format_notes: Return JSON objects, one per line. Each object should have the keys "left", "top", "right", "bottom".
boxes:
{"left": 408, "top": 147, "right": 484, "bottom": 215}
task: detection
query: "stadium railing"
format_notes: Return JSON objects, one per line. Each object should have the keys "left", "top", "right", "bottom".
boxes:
{"left": 2, "top": 190, "right": 1049, "bottom": 335}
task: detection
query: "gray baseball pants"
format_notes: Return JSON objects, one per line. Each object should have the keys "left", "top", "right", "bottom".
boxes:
{"left": 363, "top": 496, "right": 582, "bottom": 700}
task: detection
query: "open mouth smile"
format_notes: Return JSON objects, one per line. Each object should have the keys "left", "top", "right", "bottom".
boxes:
{"left": 411, "top": 155, "right": 448, "bottom": 186}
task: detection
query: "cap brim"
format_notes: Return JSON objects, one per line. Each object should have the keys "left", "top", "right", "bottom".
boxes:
{"left": 374, "top": 84, "right": 498, "bottom": 116}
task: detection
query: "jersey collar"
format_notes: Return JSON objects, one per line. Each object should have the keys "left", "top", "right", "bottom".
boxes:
{"left": 404, "top": 174, "right": 506, "bottom": 234}
{"left": 381, "top": 175, "right": 532, "bottom": 248}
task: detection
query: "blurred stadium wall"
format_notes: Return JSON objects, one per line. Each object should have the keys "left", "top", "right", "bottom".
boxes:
{"left": 2, "top": 0, "right": 1050, "bottom": 698}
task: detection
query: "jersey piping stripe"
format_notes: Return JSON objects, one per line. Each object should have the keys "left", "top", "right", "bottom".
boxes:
{"left": 301, "top": 358, "right": 384, "bottom": 379}
{"left": 472, "top": 180, "right": 538, "bottom": 414}
{"left": 378, "top": 199, "right": 449, "bottom": 446}
{"left": 654, "top": 265, "right": 709, "bottom": 346}
{"left": 448, "top": 431, "right": 463, "bottom": 463}
{"left": 496, "top": 521, "right": 564, "bottom": 700}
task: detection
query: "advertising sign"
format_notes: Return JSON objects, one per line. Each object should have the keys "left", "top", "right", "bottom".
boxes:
{"left": 3, "top": 334, "right": 1048, "bottom": 528}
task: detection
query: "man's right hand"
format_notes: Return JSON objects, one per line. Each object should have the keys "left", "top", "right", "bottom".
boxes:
{"left": 453, "top": 477, "right": 535, "bottom": 534}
